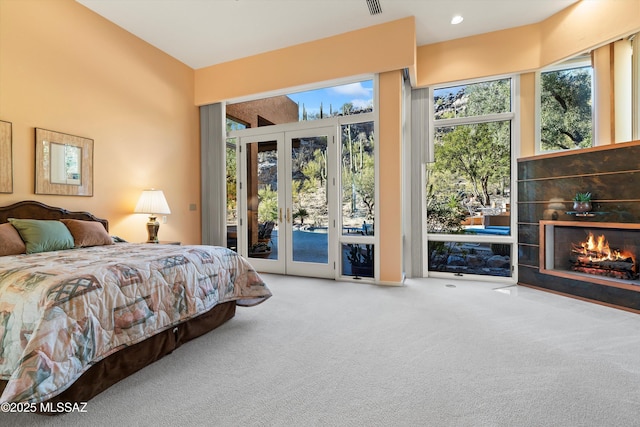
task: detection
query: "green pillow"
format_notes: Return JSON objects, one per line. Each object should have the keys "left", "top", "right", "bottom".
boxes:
{"left": 8, "top": 218, "right": 75, "bottom": 254}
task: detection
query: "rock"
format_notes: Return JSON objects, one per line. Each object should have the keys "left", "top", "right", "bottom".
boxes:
{"left": 466, "top": 255, "right": 485, "bottom": 267}
{"left": 487, "top": 255, "right": 509, "bottom": 268}
{"left": 447, "top": 255, "right": 466, "bottom": 266}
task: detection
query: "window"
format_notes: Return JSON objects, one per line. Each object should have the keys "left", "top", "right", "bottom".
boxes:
{"left": 538, "top": 56, "right": 593, "bottom": 152}
{"left": 426, "top": 78, "right": 514, "bottom": 279}
{"left": 226, "top": 117, "right": 247, "bottom": 131}
{"left": 226, "top": 80, "right": 374, "bottom": 128}
{"left": 340, "top": 120, "right": 375, "bottom": 279}
{"left": 341, "top": 121, "right": 375, "bottom": 236}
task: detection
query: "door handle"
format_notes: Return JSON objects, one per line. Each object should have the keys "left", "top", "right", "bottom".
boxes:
{"left": 279, "top": 208, "right": 283, "bottom": 223}
{"left": 286, "top": 208, "right": 291, "bottom": 223}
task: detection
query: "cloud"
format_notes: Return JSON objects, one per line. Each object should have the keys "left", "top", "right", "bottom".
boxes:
{"left": 329, "top": 82, "right": 371, "bottom": 98}
{"left": 350, "top": 99, "right": 373, "bottom": 109}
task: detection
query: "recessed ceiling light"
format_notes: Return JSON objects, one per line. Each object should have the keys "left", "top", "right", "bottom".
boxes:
{"left": 451, "top": 15, "right": 464, "bottom": 25}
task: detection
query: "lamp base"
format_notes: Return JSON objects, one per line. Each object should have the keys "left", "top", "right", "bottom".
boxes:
{"left": 146, "top": 216, "right": 160, "bottom": 243}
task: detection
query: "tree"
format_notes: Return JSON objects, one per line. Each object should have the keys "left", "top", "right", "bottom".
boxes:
{"left": 258, "top": 185, "right": 278, "bottom": 223}
{"left": 429, "top": 79, "right": 511, "bottom": 219}
{"left": 425, "top": 181, "right": 466, "bottom": 233}
{"left": 434, "top": 122, "right": 510, "bottom": 207}
{"left": 225, "top": 145, "right": 237, "bottom": 220}
{"left": 302, "top": 148, "right": 327, "bottom": 187}
{"left": 342, "top": 123, "right": 375, "bottom": 219}
{"left": 540, "top": 67, "right": 592, "bottom": 150}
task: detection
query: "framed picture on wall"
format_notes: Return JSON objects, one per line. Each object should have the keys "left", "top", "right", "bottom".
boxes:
{"left": 35, "top": 128, "right": 93, "bottom": 196}
{"left": 0, "top": 120, "right": 12, "bottom": 194}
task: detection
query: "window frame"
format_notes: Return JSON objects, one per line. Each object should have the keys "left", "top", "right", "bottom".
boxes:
{"left": 535, "top": 55, "right": 594, "bottom": 155}
{"left": 423, "top": 75, "right": 518, "bottom": 283}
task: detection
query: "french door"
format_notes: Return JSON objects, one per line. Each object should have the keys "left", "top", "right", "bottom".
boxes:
{"left": 238, "top": 127, "right": 336, "bottom": 278}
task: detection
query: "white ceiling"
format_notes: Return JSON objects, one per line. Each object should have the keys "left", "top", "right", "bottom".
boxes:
{"left": 76, "top": 0, "right": 579, "bottom": 70}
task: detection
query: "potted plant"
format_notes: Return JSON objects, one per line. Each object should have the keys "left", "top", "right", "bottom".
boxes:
{"left": 347, "top": 244, "right": 374, "bottom": 278}
{"left": 257, "top": 221, "right": 275, "bottom": 243}
{"left": 573, "top": 192, "right": 592, "bottom": 213}
{"left": 249, "top": 242, "right": 271, "bottom": 258}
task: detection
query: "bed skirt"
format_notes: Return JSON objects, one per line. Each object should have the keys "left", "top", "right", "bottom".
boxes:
{"left": 0, "top": 300, "right": 236, "bottom": 409}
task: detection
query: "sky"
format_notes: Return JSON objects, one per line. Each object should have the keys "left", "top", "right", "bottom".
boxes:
{"left": 287, "top": 79, "right": 373, "bottom": 118}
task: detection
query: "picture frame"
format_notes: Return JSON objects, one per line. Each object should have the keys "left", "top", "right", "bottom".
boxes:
{"left": 0, "top": 120, "right": 12, "bottom": 194}
{"left": 35, "top": 128, "right": 93, "bottom": 196}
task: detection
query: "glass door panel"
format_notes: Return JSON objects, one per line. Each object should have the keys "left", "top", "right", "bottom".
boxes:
{"left": 290, "top": 135, "right": 328, "bottom": 263}
{"left": 240, "top": 134, "right": 285, "bottom": 274}
{"left": 285, "top": 128, "right": 335, "bottom": 278}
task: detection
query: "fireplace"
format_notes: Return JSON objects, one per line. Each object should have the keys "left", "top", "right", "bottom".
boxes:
{"left": 540, "top": 221, "right": 640, "bottom": 292}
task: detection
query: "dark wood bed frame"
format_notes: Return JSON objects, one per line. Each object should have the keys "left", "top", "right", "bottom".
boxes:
{"left": 0, "top": 201, "right": 236, "bottom": 407}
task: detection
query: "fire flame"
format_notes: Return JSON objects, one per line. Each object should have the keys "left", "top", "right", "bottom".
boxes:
{"left": 571, "top": 232, "right": 635, "bottom": 264}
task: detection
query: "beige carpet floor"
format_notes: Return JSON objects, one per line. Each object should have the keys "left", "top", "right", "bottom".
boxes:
{"left": 6, "top": 273, "right": 640, "bottom": 426}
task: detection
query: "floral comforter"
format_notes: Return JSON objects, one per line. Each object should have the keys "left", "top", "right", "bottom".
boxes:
{"left": 0, "top": 244, "right": 270, "bottom": 404}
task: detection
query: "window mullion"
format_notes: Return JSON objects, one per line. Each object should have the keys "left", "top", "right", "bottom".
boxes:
{"left": 435, "top": 112, "right": 514, "bottom": 128}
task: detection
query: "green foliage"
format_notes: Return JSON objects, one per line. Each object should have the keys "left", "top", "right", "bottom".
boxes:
{"left": 226, "top": 145, "right": 237, "bottom": 218}
{"left": 464, "top": 79, "right": 511, "bottom": 117}
{"left": 425, "top": 182, "right": 467, "bottom": 233}
{"left": 433, "top": 121, "right": 510, "bottom": 207}
{"left": 302, "top": 149, "right": 327, "bottom": 186}
{"left": 342, "top": 124, "right": 375, "bottom": 219}
{"left": 249, "top": 242, "right": 271, "bottom": 254}
{"left": 293, "top": 208, "right": 309, "bottom": 225}
{"left": 541, "top": 67, "right": 592, "bottom": 150}
{"left": 428, "top": 79, "right": 512, "bottom": 233}
{"left": 573, "top": 192, "right": 592, "bottom": 202}
{"left": 258, "top": 185, "right": 278, "bottom": 223}
{"left": 291, "top": 142, "right": 328, "bottom": 225}
{"left": 428, "top": 241, "right": 457, "bottom": 269}
{"left": 258, "top": 221, "right": 274, "bottom": 240}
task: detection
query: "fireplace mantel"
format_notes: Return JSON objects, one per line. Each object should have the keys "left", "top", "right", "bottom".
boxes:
{"left": 539, "top": 220, "right": 640, "bottom": 292}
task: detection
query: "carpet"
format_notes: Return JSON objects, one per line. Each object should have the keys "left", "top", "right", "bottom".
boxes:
{"left": 6, "top": 274, "right": 640, "bottom": 426}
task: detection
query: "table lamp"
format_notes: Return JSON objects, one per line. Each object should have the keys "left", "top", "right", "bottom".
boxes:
{"left": 134, "top": 189, "right": 171, "bottom": 243}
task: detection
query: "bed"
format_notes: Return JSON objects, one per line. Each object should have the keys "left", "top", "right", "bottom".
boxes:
{"left": 0, "top": 200, "right": 271, "bottom": 408}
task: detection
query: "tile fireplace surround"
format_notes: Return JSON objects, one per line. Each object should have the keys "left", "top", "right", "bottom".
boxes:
{"left": 517, "top": 140, "right": 640, "bottom": 312}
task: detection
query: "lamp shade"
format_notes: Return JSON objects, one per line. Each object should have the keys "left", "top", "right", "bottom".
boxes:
{"left": 134, "top": 189, "right": 171, "bottom": 215}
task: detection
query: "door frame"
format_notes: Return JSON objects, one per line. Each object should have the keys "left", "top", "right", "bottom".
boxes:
{"left": 238, "top": 131, "right": 286, "bottom": 274}
{"left": 284, "top": 127, "right": 337, "bottom": 278}
{"left": 236, "top": 124, "right": 338, "bottom": 278}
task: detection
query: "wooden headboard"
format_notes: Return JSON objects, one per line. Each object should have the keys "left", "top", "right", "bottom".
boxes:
{"left": 0, "top": 200, "right": 109, "bottom": 231}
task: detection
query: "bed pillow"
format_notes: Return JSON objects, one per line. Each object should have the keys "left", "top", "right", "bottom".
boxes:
{"left": 0, "top": 223, "right": 27, "bottom": 256}
{"left": 60, "top": 219, "right": 113, "bottom": 248}
{"left": 8, "top": 218, "right": 75, "bottom": 254}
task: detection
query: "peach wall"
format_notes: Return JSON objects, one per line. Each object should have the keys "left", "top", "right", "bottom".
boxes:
{"left": 417, "top": 0, "right": 640, "bottom": 87}
{"left": 417, "top": 23, "right": 542, "bottom": 87}
{"left": 592, "top": 45, "right": 614, "bottom": 146}
{"left": 0, "top": 0, "right": 200, "bottom": 244}
{"left": 519, "top": 73, "right": 536, "bottom": 158}
{"left": 378, "top": 71, "right": 403, "bottom": 284}
{"left": 195, "top": 17, "right": 416, "bottom": 105}
{"left": 540, "top": 0, "right": 640, "bottom": 66}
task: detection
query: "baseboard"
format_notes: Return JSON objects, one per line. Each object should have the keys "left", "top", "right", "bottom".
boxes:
{"left": 375, "top": 273, "right": 406, "bottom": 287}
